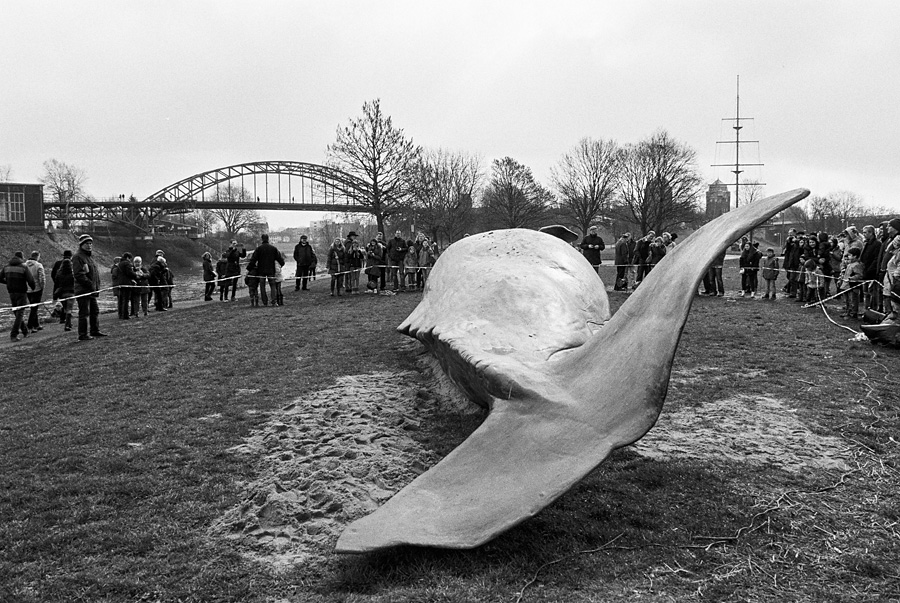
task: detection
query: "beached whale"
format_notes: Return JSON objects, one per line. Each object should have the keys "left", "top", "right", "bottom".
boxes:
{"left": 336, "top": 188, "right": 810, "bottom": 553}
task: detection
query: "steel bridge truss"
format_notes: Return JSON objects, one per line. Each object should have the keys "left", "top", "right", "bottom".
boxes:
{"left": 143, "top": 160, "right": 373, "bottom": 211}
{"left": 43, "top": 161, "right": 376, "bottom": 231}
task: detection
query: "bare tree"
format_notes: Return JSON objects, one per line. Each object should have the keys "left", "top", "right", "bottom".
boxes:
{"left": 39, "top": 159, "right": 88, "bottom": 201}
{"left": 806, "top": 190, "right": 865, "bottom": 233}
{"left": 616, "top": 130, "right": 703, "bottom": 235}
{"left": 551, "top": 137, "right": 621, "bottom": 235}
{"left": 0, "top": 164, "right": 12, "bottom": 182}
{"left": 206, "top": 184, "right": 264, "bottom": 238}
{"left": 483, "top": 157, "right": 553, "bottom": 229}
{"left": 410, "top": 148, "right": 483, "bottom": 246}
{"left": 327, "top": 99, "right": 421, "bottom": 234}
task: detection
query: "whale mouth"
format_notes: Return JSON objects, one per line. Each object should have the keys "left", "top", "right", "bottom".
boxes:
{"left": 336, "top": 188, "right": 810, "bottom": 553}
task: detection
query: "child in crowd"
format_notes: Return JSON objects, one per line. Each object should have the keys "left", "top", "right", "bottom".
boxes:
{"left": 327, "top": 238, "right": 345, "bottom": 297}
{"left": 346, "top": 240, "right": 364, "bottom": 295}
{"left": 245, "top": 268, "right": 260, "bottom": 307}
{"left": 840, "top": 247, "right": 864, "bottom": 319}
{"left": 805, "top": 258, "right": 825, "bottom": 304}
{"left": 403, "top": 240, "right": 418, "bottom": 292}
{"left": 274, "top": 262, "right": 284, "bottom": 306}
{"left": 216, "top": 252, "right": 229, "bottom": 301}
{"left": 761, "top": 247, "right": 780, "bottom": 299}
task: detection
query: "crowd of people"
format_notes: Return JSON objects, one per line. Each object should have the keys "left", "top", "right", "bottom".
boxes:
{"left": 4, "top": 218, "right": 899, "bottom": 343}
{"left": 578, "top": 218, "right": 900, "bottom": 324}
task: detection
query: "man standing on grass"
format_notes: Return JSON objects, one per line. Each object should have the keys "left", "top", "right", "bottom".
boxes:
{"left": 613, "top": 233, "right": 631, "bottom": 290}
{"left": 71, "top": 234, "right": 107, "bottom": 341}
{"left": 860, "top": 225, "right": 882, "bottom": 313}
{"left": 246, "top": 233, "right": 284, "bottom": 306}
{"left": 292, "top": 235, "right": 317, "bottom": 291}
{"left": 224, "top": 239, "right": 246, "bottom": 301}
{"left": 1, "top": 251, "right": 36, "bottom": 342}
{"left": 579, "top": 225, "right": 606, "bottom": 274}
{"left": 386, "top": 230, "right": 408, "bottom": 292}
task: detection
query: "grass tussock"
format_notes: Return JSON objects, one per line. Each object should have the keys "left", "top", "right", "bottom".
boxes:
{"left": 1, "top": 267, "right": 898, "bottom": 602}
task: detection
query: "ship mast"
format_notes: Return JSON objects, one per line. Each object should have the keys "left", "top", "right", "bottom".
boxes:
{"left": 712, "top": 75, "right": 765, "bottom": 209}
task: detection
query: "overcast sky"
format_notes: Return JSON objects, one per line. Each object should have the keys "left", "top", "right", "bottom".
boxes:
{"left": 3, "top": 1, "right": 898, "bottom": 229}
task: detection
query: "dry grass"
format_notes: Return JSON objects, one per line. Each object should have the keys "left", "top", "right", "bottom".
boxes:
{"left": 1, "top": 264, "right": 898, "bottom": 603}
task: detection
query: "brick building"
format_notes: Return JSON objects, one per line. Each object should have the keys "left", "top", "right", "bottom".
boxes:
{"left": 0, "top": 182, "right": 44, "bottom": 231}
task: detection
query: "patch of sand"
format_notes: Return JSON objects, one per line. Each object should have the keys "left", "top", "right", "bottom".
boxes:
{"left": 670, "top": 366, "right": 766, "bottom": 385}
{"left": 630, "top": 395, "right": 850, "bottom": 474}
{"left": 209, "top": 366, "right": 478, "bottom": 569}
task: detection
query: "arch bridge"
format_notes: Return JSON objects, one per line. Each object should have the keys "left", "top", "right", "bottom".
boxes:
{"left": 44, "top": 161, "right": 375, "bottom": 230}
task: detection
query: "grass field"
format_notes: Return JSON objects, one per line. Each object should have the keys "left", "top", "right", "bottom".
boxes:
{"left": 1, "top": 265, "right": 898, "bottom": 602}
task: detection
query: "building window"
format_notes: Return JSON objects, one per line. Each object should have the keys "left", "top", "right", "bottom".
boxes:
{"left": 1, "top": 191, "right": 26, "bottom": 222}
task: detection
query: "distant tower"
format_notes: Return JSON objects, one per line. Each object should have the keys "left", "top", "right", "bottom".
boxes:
{"left": 705, "top": 179, "right": 731, "bottom": 220}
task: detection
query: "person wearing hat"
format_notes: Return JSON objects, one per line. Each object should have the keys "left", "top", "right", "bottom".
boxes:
{"left": 0, "top": 251, "right": 36, "bottom": 341}
{"left": 71, "top": 234, "right": 107, "bottom": 340}
{"left": 292, "top": 235, "right": 317, "bottom": 291}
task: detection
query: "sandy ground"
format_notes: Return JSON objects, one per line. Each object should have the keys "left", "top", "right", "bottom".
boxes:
{"left": 208, "top": 357, "right": 479, "bottom": 569}
{"left": 210, "top": 360, "right": 850, "bottom": 568}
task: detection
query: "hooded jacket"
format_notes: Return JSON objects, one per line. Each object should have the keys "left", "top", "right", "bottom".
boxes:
{"left": 0, "top": 256, "right": 36, "bottom": 295}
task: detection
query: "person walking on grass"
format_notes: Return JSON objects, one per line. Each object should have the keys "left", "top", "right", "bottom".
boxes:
{"left": 1, "top": 251, "right": 35, "bottom": 342}
{"left": 760, "top": 247, "right": 780, "bottom": 300}
{"left": 25, "top": 251, "right": 45, "bottom": 333}
{"left": 71, "top": 234, "right": 107, "bottom": 341}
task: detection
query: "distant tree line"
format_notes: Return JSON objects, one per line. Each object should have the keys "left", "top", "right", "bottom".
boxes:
{"left": 24, "top": 99, "right": 893, "bottom": 246}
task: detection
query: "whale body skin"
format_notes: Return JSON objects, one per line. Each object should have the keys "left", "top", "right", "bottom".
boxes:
{"left": 336, "top": 188, "right": 810, "bottom": 553}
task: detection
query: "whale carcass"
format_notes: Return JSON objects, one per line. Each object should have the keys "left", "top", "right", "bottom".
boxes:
{"left": 336, "top": 188, "right": 810, "bottom": 553}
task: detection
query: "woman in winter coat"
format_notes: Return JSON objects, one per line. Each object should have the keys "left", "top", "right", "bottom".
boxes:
{"left": 202, "top": 252, "right": 216, "bottom": 301}
{"left": 326, "top": 238, "right": 346, "bottom": 297}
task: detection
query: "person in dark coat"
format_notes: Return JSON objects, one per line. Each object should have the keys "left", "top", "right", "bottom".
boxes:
{"left": 202, "top": 252, "right": 216, "bottom": 301}
{"left": 116, "top": 252, "right": 137, "bottom": 319}
{"left": 71, "top": 234, "right": 107, "bottom": 340}
{"left": 149, "top": 256, "right": 169, "bottom": 312}
{"left": 53, "top": 251, "right": 76, "bottom": 331}
{"left": 292, "top": 235, "right": 317, "bottom": 291}
{"left": 859, "top": 225, "right": 882, "bottom": 312}
{"left": 246, "top": 234, "right": 283, "bottom": 306}
{"left": 385, "top": 230, "right": 408, "bottom": 292}
{"left": 634, "top": 231, "right": 655, "bottom": 287}
{"left": 613, "top": 233, "right": 631, "bottom": 290}
{"left": 782, "top": 229, "right": 803, "bottom": 298}
{"left": 579, "top": 226, "right": 606, "bottom": 274}
{"left": 215, "top": 252, "right": 229, "bottom": 301}
{"left": 739, "top": 242, "right": 763, "bottom": 298}
{"left": 224, "top": 240, "right": 246, "bottom": 301}
{"left": 0, "top": 251, "right": 36, "bottom": 341}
